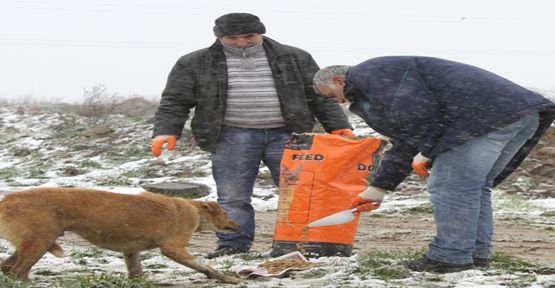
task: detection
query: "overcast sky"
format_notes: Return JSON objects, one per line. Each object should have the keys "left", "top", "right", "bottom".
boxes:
{"left": 1, "top": 0, "right": 554, "bottom": 103}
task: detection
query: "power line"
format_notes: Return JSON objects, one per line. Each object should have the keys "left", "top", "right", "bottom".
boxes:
{"left": 1, "top": 1, "right": 554, "bottom": 26}
{"left": 0, "top": 37, "right": 553, "bottom": 57}
{"left": 0, "top": 38, "right": 203, "bottom": 49}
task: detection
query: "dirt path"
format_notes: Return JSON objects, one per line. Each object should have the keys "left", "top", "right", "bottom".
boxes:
{"left": 59, "top": 210, "right": 553, "bottom": 265}
{"left": 256, "top": 210, "right": 554, "bottom": 265}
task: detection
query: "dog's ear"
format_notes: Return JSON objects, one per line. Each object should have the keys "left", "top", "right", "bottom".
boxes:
{"left": 200, "top": 201, "right": 220, "bottom": 214}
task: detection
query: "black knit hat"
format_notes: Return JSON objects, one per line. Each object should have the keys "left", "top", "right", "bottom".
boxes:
{"left": 213, "top": 13, "right": 266, "bottom": 37}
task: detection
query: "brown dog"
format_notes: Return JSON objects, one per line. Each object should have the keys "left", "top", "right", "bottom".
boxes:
{"left": 0, "top": 187, "right": 241, "bottom": 284}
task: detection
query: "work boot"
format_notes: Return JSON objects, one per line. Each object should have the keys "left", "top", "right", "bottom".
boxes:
{"left": 405, "top": 256, "right": 475, "bottom": 273}
{"left": 206, "top": 246, "right": 248, "bottom": 259}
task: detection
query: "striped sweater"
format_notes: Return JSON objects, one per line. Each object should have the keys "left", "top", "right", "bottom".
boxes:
{"left": 222, "top": 41, "right": 286, "bottom": 128}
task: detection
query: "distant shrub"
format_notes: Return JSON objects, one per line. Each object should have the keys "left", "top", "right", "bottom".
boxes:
{"left": 79, "top": 85, "right": 124, "bottom": 127}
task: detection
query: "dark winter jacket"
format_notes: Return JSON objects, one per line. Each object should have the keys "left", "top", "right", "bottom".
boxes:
{"left": 153, "top": 37, "right": 352, "bottom": 152}
{"left": 345, "top": 56, "right": 555, "bottom": 190}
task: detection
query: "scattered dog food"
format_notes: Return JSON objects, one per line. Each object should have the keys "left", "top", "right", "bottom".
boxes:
{"left": 258, "top": 258, "right": 314, "bottom": 274}
{"left": 236, "top": 251, "right": 315, "bottom": 278}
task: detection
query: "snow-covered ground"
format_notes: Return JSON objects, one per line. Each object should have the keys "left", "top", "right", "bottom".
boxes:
{"left": 0, "top": 104, "right": 554, "bottom": 287}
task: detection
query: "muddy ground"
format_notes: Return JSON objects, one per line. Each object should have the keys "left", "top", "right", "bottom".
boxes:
{"left": 58, "top": 208, "right": 554, "bottom": 266}
{"left": 193, "top": 210, "right": 555, "bottom": 265}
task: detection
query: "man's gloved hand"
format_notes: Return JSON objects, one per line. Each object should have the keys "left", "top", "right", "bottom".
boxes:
{"left": 412, "top": 152, "right": 430, "bottom": 177}
{"left": 349, "top": 186, "right": 386, "bottom": 212}
{"left": 151, "top": 135, "right": 177, "bottom": 157}
{"left": 352, "top": 200, "right": 381, "bottom": 213}
{"left": 330, "top": 128, "right": 355, "bottom": 139}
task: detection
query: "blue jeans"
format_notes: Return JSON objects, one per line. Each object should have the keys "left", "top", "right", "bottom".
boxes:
{"left": 427, "top": 113, "right": 539, "bottom": 264}
{"left": 212, "top": 126, "right": 290, "bottom": 250}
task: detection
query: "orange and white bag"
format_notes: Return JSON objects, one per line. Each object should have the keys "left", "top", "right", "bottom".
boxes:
{"left": 272, "top": 133, "right": 384, "bottom": 257}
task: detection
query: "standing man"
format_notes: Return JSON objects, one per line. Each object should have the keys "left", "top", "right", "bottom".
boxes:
{"left": 152, "top": 13, "right": 353, "bottom": 258}
{"left": 313, "top": 57, "right": 555, "bottom": 272}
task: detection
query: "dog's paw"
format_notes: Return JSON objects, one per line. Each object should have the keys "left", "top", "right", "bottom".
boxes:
{"left": 49, "top": 243, "right": 65, "bottom": 258}
{"left": 222, "top": 275, "right": 241, "bottom": 284}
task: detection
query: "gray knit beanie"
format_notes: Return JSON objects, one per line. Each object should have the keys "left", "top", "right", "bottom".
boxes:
{"left": 213, "top": 13, "right": 266, "bottom": 37}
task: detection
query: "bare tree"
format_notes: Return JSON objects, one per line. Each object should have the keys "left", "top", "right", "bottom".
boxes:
{"left": 80, "top": 85, "right": 124, "bottom": 126}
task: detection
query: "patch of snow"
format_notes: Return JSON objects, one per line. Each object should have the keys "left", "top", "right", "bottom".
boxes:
{"left": 528, "top": 198, "right": 555, "bottom": 209}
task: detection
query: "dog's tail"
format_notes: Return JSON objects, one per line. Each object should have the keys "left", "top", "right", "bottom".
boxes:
{"left": 49, "top": 242, "right": 65, "bottom": 258}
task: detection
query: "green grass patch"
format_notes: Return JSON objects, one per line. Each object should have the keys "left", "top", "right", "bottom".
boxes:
{"left": 140, "top": 250, "right": 159, "bottom": 261}
{"left": 354, "top": 249, "right": 423, "bottom": 281}
{"left": 121, "top": 166, "right": 152, "bottom": 178}
{"left": 219, "top": 258, "right": 236, "bottom": 270}
{"left": 169, "top": 167, "right": 209, "bottom": 178}
{"left": 9, "top": 179, "right": 48, "bottom": 187}
{"left": 405, "top": 203, "right": 434, "bottom": 214}
{"left": 80, "top": 159, "right": 103, "bottom": 168}
{"left": 70, "top": 247, "right": 106, "bottom": 259}
{"left": 90, "top": 174, "right": 130, "bottom": 186}
{"left": 22, "top": 154, "right": 53, "bottom": 179}
{"left": 102, "top": 147, "right": 149, "bottom": 163}
{"left": 490, "top": 251, "right": 539, "bottom": 272}
{"left": 144, "top": 263, "right": 168, "bottom": 269}
{"left": 217, "top": 258, "right": 240, "bottom": 277}
{"left": 34, "top": 269, "right": 62, "bottom": 276}
{"left": 0, "top": 167, "right": 22, "bottom": 181}
{"left": 69, "top": 247, "right": 114, "bottom": 265}
{"left": 353, "top": 249, "right": 552, "bottom": 284}
{"left": 237, "top": 251, "right": 267, "bottom": 261}
{"left": 57, "top": 181, "right": 78, "bottom": 188}
{"left": 56, "top": 272, "right": 157, "bottom": 288}
{"left": 494, "top": 192, "right": 536, "bottom": 211}
{"left": 0, "top": 273, "right": 31, "bottom": 288}
{"left": 300, "top": 268, "right": 329, "bottom": 279}
{"left": 541, "top": 210, "right": 555, "bottom": 217}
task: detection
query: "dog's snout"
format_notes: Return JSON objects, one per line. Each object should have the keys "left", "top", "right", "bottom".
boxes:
{"left": 221, "top": 220, "right": 240, "bottom": 233}
{"left": 227, "top": 220, "right": 240, "bottom": 231}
